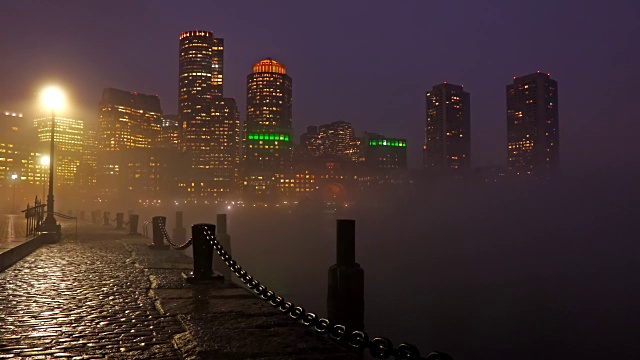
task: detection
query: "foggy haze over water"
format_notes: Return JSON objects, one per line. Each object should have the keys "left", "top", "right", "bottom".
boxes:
{"left": 137, "top": 164, "right": 640, "bottom": 359}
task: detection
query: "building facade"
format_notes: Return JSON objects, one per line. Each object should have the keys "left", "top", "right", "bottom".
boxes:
{"left": 506, "top": 72, "right": 559, "bottom": 179}
{"left": 318, "top": 120, "right": 358, "bottom": 161}
{"left": 34, "top": 116, "right": 87, "bottom": 188}
{"left": 158, "top": 114, "right": 181, "bottom": 150}
{"left": 360, "top": 133, "right": 407, "bottom": 170}
{"left": 98, "top": 88, "right": 163, "bottom": 151}
{"left": 0, "top": 111, "right": 46, "bottom": 211}
{"left": 211, "top": 97, "right": 240, "bottom": 190}
{"left": 424, "top": 83, "right": 471, "bottom": 175}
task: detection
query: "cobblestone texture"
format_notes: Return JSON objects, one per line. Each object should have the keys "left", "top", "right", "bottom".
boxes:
{"left": 0, "top": 222, "right": 358, "bottom": 359}
{"left": 0, "top": 226, "right": 183, "bottom": 359}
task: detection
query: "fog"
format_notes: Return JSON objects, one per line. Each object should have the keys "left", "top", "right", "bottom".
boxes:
{"left": 129, "top": 165, "right": 640, "bottom": 359}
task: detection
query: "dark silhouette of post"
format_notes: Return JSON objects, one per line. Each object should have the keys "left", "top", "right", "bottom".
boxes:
{"left": 172, "top": 211, "right": 187, "bottom": 244}
{"left": 214, "top": 214, "right": 231, "bottom": 279}
{"left": 41, "top": 110, "right": 59, "bottom": 242}
{"left": 327, "top": 219, "right": 364, "bottom": 331}
{"left": 129, "top": 214, "right": 139, "bottom": 235}
{"left": 103, "top": 211, "right": 110, "bottom": 226}
{"left": 115, "top": 213, "right": 124, "bottom": 229}
{"left": 149, "top": 216, "right": 169, "bottom": 250}
{"left": 186, "top": 223, "right": 223, "bottom": 284}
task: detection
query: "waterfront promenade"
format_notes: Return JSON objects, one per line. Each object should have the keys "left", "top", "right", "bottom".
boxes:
{"left": 0, "top": 219, "right": 355, "bottom": 359}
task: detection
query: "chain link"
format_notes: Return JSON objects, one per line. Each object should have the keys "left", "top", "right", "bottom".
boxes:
{"left": 198, "top": 224, "right": 451, "bottom": 360}
{"left": 158, "top": 218, "right": 193, "bottom": 250}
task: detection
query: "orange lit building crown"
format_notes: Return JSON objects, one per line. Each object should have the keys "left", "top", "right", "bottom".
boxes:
{"left": 252, "top": 58, "right": 286, "bottom": 74}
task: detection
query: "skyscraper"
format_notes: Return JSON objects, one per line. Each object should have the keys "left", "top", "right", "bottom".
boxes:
{"left": 178, "top": 30, "right": 224, "bottom": 170}
{"left": 507, "top": 72, "right": 559, "bottom": 178}
{"left": 424, "top": 83, "right": 471, "bottom": 175}
{"left": 244, "top": 58, "right": 293, "bottom": 173}
{"left": 98, "top": 88, "right": 162, "bottom": 150}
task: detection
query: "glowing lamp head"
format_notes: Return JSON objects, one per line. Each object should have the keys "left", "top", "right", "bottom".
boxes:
{"left": 41, "top": 86, "right": 65, "bottom": 111}
{"left": 40, "top": 155, "right": 50, "bottom": 166}
{"left": 11, "top": 174, "right": 18, "bottom": 180}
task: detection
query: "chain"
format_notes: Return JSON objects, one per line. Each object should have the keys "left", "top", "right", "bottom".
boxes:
{"left": 158, "top": 218, "right": 193, "bottom": 250}
{"left": 198, "top": 225, "right": 452, "bottom": 360}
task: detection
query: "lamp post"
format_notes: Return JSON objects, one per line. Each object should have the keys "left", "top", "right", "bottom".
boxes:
{"left": 11, "top": 174, "right": 18, "bottom": 214}
{"left": 40, "top": 86, "right": 64, "bottom": 237}
{"left": 40, "top": 155, "right": 50, "bottom": 201}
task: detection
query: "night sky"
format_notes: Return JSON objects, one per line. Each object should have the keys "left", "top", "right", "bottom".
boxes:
{"left": 1, "top": 0, "right": 638, "bottom": 170}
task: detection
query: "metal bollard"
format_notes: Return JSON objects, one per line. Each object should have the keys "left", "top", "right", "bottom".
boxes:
{"left": 91, "top": 210, "right": 99, "bottom": 224}
{"left": 186, "top": 223, "right": 223, "bottom": 284}
{"left": 103, "top": 211, "right": 110, "bottom": 226}
{"left": 327, "top": 219, "right": 365, "bottom": 332}
{"left": 129, "top": 214, "right": 139, "bottom": 235}
{"left": 172, "top": 211, "right": 187, "bottom": 244}
{"left": 149, "top": 216, "right": 169, "bottom": 250}
{"left": 214, "top": 214, "right": 231, "bottom": 280}
{"left": 115, "top": 213, "right": 124, "bottom": 229}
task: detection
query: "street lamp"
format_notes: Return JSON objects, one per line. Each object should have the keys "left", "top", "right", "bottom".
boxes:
{"left": 40, "top": 86, "right": 64, "bottom": 237}
{"left": 11, "top": 174, "right": 18, "bottom": 214}
{"left": 40, "top": 155, "right": 50, "bottom": 200}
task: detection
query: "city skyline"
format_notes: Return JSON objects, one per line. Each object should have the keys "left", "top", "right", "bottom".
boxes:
{"left": 0, "top": 1, "right": 637, "bottom": 172}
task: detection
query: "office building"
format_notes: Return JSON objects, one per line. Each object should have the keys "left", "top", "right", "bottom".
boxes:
{"left": 507, "top": 72, "right": 559, "bottom": 178}
{"left": 98, "top": 88, "right": 163, "bottom": 150}
{"left": 179, "top": 30, "right": 224, "bottom": 170}
{"left": 34, "top": 116, "right": 87, "bottom": 187}
{"left": 424, "top": 83, "right": 471, "bottom": 174}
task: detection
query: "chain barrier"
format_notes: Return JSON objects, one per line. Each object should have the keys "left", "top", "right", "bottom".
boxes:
{"left": 196, "top": 225, "right": 451, "bottom": 360}
{"left": 158, "top": 218, "right": 193, "bottom": 250}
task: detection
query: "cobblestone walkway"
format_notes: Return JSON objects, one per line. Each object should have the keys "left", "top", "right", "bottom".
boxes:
{"left": 0, "top": 228, "right": 184, "bottom": 359}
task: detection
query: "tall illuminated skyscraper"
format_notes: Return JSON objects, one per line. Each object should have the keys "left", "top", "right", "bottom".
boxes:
{"left": 424, "top": 83, "right": 471, "bottom": 175}
{"left": 178, "top": 30, "right": 224, "bottom": 170}
{"left": 507, "top": 72, "right": 559, "bottom": 179}
{"left": 244, "top": 58, "right": 293, "bottom": 173}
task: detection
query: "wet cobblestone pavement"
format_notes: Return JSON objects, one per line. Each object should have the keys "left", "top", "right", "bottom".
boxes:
{"left": 0, "top": 227, "right": 183, "bottom": 359}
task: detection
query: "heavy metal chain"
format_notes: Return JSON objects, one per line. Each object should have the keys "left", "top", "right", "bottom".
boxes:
{"left": 158, "top": 218, "right": 193, "bottom": 250}
{"left": 199, "top": 225, "right": 452, "bottom": 360}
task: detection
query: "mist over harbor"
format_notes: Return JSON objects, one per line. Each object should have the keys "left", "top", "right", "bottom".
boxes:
{"left": 126, "top": 164, "right": 640, "bottom": 359}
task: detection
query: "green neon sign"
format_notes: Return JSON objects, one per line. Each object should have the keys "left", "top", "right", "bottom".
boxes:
{"left": 248, "top": 132, "right": 290, "bottom": 141}
{"left": 369, "top": 139, "right": 406, "bottom": 147}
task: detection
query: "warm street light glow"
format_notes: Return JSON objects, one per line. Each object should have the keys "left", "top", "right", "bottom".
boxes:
{"left": 11, "top": 174, "right": 18, "bottom": 180}
{"left": 41, "top": 86, "right": 65, "bottom": 111}
{"left": 40, "top": 155, "right": 50, "bottom": 166}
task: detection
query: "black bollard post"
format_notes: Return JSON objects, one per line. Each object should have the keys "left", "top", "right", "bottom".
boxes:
{"left": 327, "top": 219, "right": 365, "bottom": 332}
{"left": 91, "top": 210, "right": 99, "bottom": 224}
{"left": 214, "top": 214, "right": 232, "bottom": 280}
{"left": 79, "top": 210, "right": 85, "bottom": 221}
{"left": 129, "top": 214, "right": 139, "bottom": 235}
{"left": 172, "top": 211, "right": 187, "bottom": 245}
{"left": 103, "top": 211, "right": 110, "bottom": 226}
{"left": 186, "top": 223, "right": 223, "bottom": 284}
{"left": 115, "top": 213, "right": 124, "bottom": 229}
{"left": 149, "top": 216, "right": 170, "bottom": 250}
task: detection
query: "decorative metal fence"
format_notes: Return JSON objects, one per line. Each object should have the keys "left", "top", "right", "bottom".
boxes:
{"left": 22, "top": 196, "right": 46, "bottom": 236}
